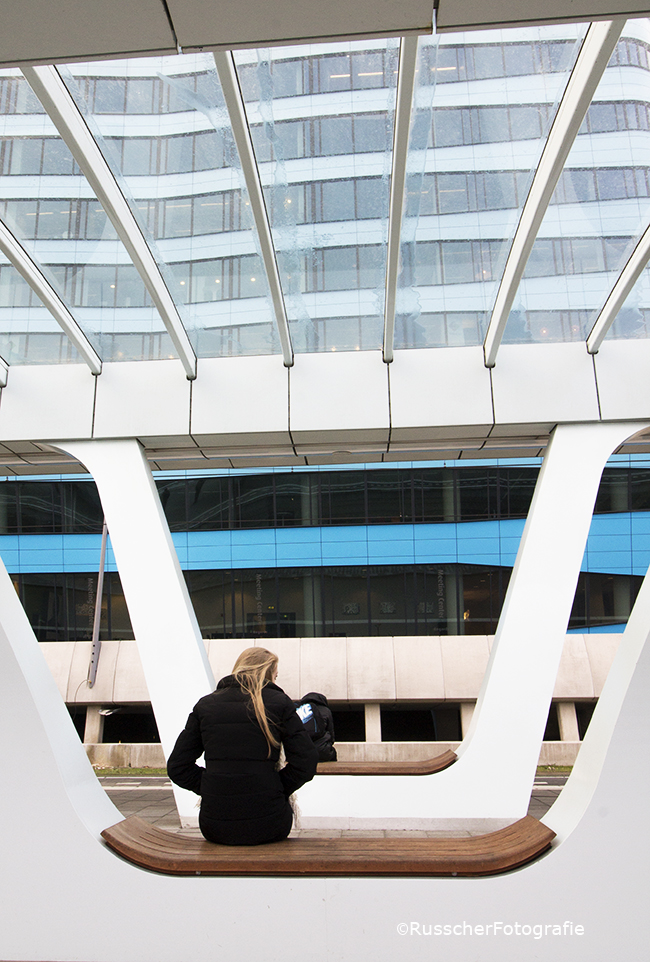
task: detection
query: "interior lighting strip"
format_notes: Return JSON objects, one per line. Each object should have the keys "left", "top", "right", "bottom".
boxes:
{"left": 0, "top": 218, "right": 102, "bottom": 375}
{"left": 383, "top": 35, "right": 420, "bottom": 364}
{"left": 213, "top": 51, "right": 294, "bottom": 368}
{"left": 482, "top": 19, "right": 625, "bottom": 369}
{"left": 587, "top": 221, "right": 650, "bottom": 353}
{"left": 22, "top": 65, "right": 198, "bottom": 380}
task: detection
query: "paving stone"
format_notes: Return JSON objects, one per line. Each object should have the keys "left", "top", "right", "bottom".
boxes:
{"left": 340, "top": 830, "right": 386, "bottom": 837}
{"left": 99, "top": 773, "right": 568, "bottom": 836}
{"left": 291, "top": 829, "right": 344, "bottom": 838}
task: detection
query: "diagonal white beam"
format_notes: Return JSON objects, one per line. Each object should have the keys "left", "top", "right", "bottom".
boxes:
{"left": 298, "top": 420, "right": 646, "bottom": 828}
{"left": 587, "top": 221, "right": 650, "bottom": 353}
{"left": 383, "top": 35, "right": 420, "bottom": 365}
{"left": 0, "top": 356, "right": 8, "bottom": 388}
{"left": 213, "top": 51, "right": 294, "bottom": 368}
{"left": 0, "top": 218, "right": 102, "bottom": 375}
{"left": 483, "top": 19, "right": 625, "bottom": 369}
{"left": 22, "top": 64, "right": 197, "bottom": 380}
{"left": 54, "top": 439, "right": 215, "bottom": 825}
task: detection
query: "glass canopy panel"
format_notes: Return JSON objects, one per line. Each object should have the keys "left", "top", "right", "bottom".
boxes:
{"left": 62, "top": 55, "right": 279, "bottom": 359}
{"left": 601, "top": 261, "right": 650, "bottom": 342}
{"left": 0, "top": 258, "right": 84, "bottom": 364}
{"left": 503, "top": 20, "right": 650, "bottom": 345}
{"left": 234, "top": 40, "right": 399, "bottom": 354}
{"left": 395, "top": 24, "right": 586, "bottom": 350}
{"left": 0, "top": 67, "right": 177, "bottom": 364}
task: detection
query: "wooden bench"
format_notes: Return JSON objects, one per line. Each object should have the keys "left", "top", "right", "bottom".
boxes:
{"left": 316, "top": 749, "right": 457, "bottom": 776}
{"left": 101, "top": 814, "right": 554, "bottom": 878}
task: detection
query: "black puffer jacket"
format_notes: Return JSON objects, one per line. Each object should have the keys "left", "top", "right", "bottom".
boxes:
{"left": 167, "top": 676, "right": 319, "bottom": 846}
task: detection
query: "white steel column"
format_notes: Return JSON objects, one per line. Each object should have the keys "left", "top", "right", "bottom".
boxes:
{"left": 382, "top": 35, "right": 419, "bottom": 364}
{"left": 587, "top": 219, "right": 650, "bottom": 353}
{"left": 23, "top": 65, "right": 197, "bottom": 380}
{"left": 298, "top": 420, "right": 648, "bottom": 828}
{"left": 54, "top": 439, "right": 214, "bottom": 823}
{"left": 483, "top": 19, "right": 624, "bottom": 368}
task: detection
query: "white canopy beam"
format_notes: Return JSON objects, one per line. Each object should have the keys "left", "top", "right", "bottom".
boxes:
{"left": 587, "top": 221, "right": 650, "bottom": 353}
{"left": 482, "top": 19, "right": 625, "bottom": 369}
{"left": 213, "top": 50, "right": 294, "bottom": 368}
{"left": 22, "top": 64, "right": 197, "bottom": 380}
{"left": 0, "top": 219, "right": 102, "bottom": 375}
{"left": 383, "top": 35, "right": 420, "bottom": 365}
{"left": 0, "top": 356, "right": 8, "bottom": 388}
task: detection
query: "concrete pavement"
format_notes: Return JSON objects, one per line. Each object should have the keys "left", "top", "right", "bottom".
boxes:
{"left": 98, "top": 773, "right": 569, "bottom": 837}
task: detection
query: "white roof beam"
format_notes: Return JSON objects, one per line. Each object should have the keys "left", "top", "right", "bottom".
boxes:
{"left": 213, "top": 51, "right": 294, "bottom": 368}
{"left": 0, "top": 356, "right": 8, "bottom": 388}
{"left": 22, "top": 64, "right": 197, "bottom": 380}
{"left": 482, "top": 19, "right": 625, "bottom": 369}
{"left": 383, "top": 35, "right": 419, "bottom": 365}
{"left": 587, "top": 223, "right": 650, "bottom": 353}
{"left": 0, "top": 218, "right": 102, "bottom": 375}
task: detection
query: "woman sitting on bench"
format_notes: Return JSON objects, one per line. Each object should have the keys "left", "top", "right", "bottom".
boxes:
{"left": 168, "top": 647, "right": 319, "bottom": 846}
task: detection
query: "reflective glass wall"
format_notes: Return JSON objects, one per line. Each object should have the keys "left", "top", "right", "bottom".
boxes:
{"left": 3, "top": 465, "right": 650, "bottom": 533}
{"left": 13, "top": 564, "right": 640, "bottom": 640}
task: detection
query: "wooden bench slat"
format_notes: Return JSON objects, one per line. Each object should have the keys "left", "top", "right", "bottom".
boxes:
{"left": 316, "top": 749, "right": 457, "bottom": 776}
{"left": 101, "top": 815, "right": 555, "bottom": 878}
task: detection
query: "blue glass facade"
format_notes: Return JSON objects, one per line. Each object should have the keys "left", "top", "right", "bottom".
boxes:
{"left": 0, "top": 458, "right": 647, "bottom": 639}
{"left": 1, "top": 513, "right": 647, "bottom": 575}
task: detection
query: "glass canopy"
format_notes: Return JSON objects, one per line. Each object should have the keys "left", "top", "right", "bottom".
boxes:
{"left": 503, "top": 18, "right": 650, "bottom": 345}
{"left": 396, "top": 24, "right": 585, "bottom": 350}
{"left": 236, "top": 38, "right": 399, "bottom": 354}
{"left": 62, "top": 55, "right": 279, "bottom": 360}
{"left": 1, "top": 18, "right": 649, "bottom": 369}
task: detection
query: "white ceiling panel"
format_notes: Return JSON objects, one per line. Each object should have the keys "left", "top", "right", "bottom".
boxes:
{"left": 92, "top": 359, "right": 192, "bottom": 438}
{"left": 491, "top": 342, "right": 600, "bottom": 424}
{"left": 0, "top": 364, "right": 96, "bottom": 440}
{"left": 0, "top": 0, "right": 176, "bottom": 67}
{"left": 436, "top": 0, "right": 650, "bottom": 32}
{"left": 169, "top": 0, "right": 433, "bottom": 51}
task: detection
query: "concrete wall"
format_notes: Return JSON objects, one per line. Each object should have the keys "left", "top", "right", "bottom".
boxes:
{"left": 43, "top": 633, "right": 621, "bottom": 705}
{"left": 83, "top": 740, "right": 582, "bottom": 767}
{"left": 52, "top": 634, "right": 615, "bottom": 768}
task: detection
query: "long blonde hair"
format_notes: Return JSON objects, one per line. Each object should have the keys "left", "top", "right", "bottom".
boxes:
{"left": 232, "top": 647, "right": 280, "bottom": 754}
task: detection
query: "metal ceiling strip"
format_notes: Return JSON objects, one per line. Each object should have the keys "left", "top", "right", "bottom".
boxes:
{"left": 0, "top": 218, "right": 102, "bottom": 375}
{"left": 383, "top": 35, "right": 420, "bottom": 365}
{"left": 22, "top": 64, "right": 198, "bottom": 380}
{"left": 212, "top": 50, "right": 294, "bottom": 368}
{"left": 482, "top": 19, "right": 625, "bottom": 369}
{"left": 587, "top": 221, "right": 650, "bottom": 353}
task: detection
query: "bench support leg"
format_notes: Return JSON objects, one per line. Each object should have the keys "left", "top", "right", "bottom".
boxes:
{"left": 298, "top": 420, "right": 649, "bottom": 827}
{"left": 53, "top": 438, "right": 215, "bottom": 822}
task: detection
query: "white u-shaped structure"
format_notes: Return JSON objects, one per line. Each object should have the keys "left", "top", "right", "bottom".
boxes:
{"left": 1, "top": 5, "right": 649, "bottom": 957}
{"left": 0, "top": 418, "right": 648, "bottom": 961}
{"left": 51, "top": 421, "right": 646, "bottom": 829}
